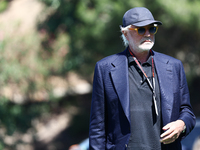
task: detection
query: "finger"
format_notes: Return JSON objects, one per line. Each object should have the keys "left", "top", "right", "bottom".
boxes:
{"left": 162, "top": 121, "right": 176, "bottom": 130}
{"left": 164, "top": 135, "right": 176, "bottom": 144}
{"left": 163, "top": 138, "right": 175, "bottom": 144}
{"left": 160, "top": 128, "right": 173, "bottom": 138}
{"left": 160, "top": 133, "right": 177, "bottom": 144}
{"left": 161, "top": 130, "right": 175, "bottom": 141}
{"left": 162, "top": 124, "right": 171, "bottom": 131}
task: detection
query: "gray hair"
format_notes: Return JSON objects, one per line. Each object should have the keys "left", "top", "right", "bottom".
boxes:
{"left": 120, "top": 25, "right": 131, "bottom": 47}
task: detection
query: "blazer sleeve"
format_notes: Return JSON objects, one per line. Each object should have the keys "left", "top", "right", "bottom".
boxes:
{"left": 89, "top": 62, "right": 106, "bottom": 150}
{"left": 177, "top": 62, "right": 196, "bottom": 139}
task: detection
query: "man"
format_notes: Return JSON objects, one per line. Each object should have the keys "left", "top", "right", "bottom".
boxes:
{"left": 89, "top": 7, "right": 196, "bottom": 150}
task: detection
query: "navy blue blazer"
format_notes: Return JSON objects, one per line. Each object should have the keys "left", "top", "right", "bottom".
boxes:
{"left": 89, "top": 49, "right": 196, "bottom": 150}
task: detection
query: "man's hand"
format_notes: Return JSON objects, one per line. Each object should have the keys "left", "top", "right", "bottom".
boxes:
{"left": 160, "top": 120, "right": 185, "bottom": 144}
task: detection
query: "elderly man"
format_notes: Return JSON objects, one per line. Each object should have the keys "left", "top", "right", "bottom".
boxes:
{"left": 89, "top": 7, "right": 196, "bottom": 150}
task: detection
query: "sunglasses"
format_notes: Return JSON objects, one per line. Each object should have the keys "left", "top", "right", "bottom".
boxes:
{"left": 129, "top": 25, "right": 158, "bottom": 35}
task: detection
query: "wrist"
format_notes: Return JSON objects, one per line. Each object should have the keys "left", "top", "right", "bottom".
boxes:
{"left": 182, "top": 125, "right": 186, "bottom": 133}
{"left": 177, "top": 119, "right": 186, "bottom": 133}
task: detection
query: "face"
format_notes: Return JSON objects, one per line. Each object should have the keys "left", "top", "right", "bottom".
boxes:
{"left": 124, "top": 25, "right": 155, "bottom": 53}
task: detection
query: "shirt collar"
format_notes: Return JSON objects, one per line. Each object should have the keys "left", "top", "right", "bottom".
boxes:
{"left": 127, "top": 48, "right": 152, "bottom": 66}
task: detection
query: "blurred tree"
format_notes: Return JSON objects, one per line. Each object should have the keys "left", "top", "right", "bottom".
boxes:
{"left": 0, "top": 0, "right": 8, "bottom": 13}
{"left": 0, "top": 0, "right": 200, "bottom": 149}
{"left": 38, "top": 0, "right": 200, "bottom": 114}
{"left": 38, "top": 0, "right": 200, "bottom": 77}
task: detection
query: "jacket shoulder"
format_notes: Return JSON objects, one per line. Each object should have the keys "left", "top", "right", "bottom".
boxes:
{"left": 96, "top": 50, "right": 127, "bottom": 66}
{"left": 153, "top": 51, "right": 182, "bottom": 64}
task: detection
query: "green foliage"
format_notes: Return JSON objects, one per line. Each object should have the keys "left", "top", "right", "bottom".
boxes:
{"left": 0, "top": 0, "right": 200, "bottom": 149}
{"left": 0, "top": 97, "right": 51, "bottom": 135}
{"left": 155, "top": 0, "right": 200, "bottom": 28}
{"left": 0, "top": 27, "right": 69, "bottom": 96}
{"left": 0, "top": 0, "right": 8, "bottom": 13}
{"left": 37, "top": 0, "right": 200, "bottom": 76}
{"left": 37, "top": 0, "right": 200, "bottom": 115}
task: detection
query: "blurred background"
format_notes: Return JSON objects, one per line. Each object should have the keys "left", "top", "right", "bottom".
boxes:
{"left": 0, "top": 0, "right": 200, "bottom": 150}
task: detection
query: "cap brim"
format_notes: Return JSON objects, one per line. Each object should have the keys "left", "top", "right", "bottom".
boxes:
{"left": 132, "top": 20, "right": 162, "bottom": 27}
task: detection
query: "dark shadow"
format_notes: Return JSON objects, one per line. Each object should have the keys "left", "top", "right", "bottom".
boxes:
{"left": 189, "top": 76, "right": 200, "bottom": 117}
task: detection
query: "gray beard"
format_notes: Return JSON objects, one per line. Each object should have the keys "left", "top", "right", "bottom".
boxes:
{"left": 129, "top": 41, "right": 154, "bottom": 53}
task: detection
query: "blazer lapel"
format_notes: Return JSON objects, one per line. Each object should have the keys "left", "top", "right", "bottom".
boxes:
{"left": 110, "top": 50, "right": 130, "bottom": 123}
{"left": 109, "top": 50, "right": 174, "bottom": 125}
{"left": 154, "top": 51, "right": 173, "bottom": 125}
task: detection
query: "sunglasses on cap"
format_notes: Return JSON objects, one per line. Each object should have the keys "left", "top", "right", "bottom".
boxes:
{"left": 129, "top": 25, "right": 158, "bottom": 35}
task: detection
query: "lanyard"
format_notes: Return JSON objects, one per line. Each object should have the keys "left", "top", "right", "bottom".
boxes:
{"left": 129, "top": 49, "right": 158, "bottom": 116}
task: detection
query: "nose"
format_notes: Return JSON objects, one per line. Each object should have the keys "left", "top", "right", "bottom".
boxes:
{"left": 144, "top": 29, "right": 151, "bottom": 37}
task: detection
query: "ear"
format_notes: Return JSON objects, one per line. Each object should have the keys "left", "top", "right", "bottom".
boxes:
{"left": 122, "top": 31, "right": 129, "bottom": 41}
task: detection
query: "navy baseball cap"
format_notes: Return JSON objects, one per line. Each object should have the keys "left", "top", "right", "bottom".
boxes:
{"left": 122, "top": 7, "right": 162, "bottom": 27}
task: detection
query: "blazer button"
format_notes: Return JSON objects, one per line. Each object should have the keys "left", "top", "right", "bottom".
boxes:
{"left": 125, "top": 144, "right": 128, "bottom": 147}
